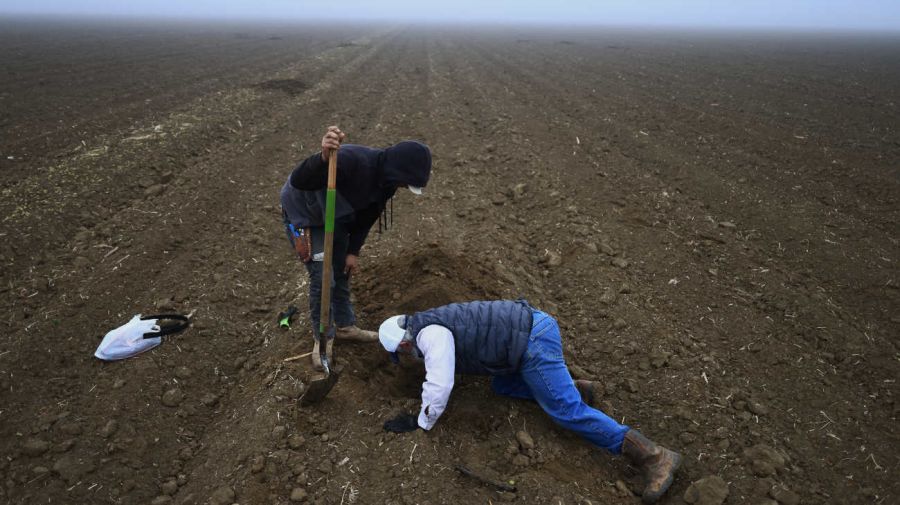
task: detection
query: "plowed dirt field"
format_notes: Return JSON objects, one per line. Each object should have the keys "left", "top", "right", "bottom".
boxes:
{"left": 1, "top": 19, "right": 898, "bottom": 505}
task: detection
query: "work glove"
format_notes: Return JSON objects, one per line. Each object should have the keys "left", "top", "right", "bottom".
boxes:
{"left": 277, "top": 306, "right": 298, "bottom": 328}
{"left": 383, "top": 413, "right": 419, "bottom": 433}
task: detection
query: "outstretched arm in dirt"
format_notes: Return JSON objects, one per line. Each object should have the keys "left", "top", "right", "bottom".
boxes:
{"left": 416, "top": 325, "right": 456, "bottom": 430}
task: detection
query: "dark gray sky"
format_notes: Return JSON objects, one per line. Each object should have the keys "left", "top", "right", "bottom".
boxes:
{"left": 2, "top": 0, "right": 899, "bottom": 31}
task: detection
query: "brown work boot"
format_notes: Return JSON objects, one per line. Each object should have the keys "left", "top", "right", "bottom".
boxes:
{"left": 335, "top": 325, "right": 378, "bottom": 342}
{"left": 621, "top": 430, "right": 682, "bottom": 504}
{"left": 575, "top": 380, "right": 601, "bottom": 407}
{"left": 311, "top": 337, "right": 334, "bottom": 372}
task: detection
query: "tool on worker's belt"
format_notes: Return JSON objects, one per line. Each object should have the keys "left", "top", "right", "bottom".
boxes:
{"left": 278, "top": 305, "right": 298, "bottom": 328}
{"left": 300, "top": 147, "right": 341, "bottom": 406}
{"left": 289, "top": 223, "right": 313, "bottom": 263}
{"left": 454, "top": 464, "right": 517, "bottom": 492}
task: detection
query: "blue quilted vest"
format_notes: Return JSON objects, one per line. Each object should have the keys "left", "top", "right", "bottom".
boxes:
{"left": 406, "top": 300, "right": 534, "bottom": 376}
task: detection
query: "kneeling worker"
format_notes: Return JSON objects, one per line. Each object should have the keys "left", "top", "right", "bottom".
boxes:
{"left": 378, "top": 300, "right": 680, "bottom": 504}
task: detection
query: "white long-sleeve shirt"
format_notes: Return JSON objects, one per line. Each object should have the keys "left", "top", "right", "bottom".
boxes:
{"left": 415, "top": 324, "right": 456, "bottom": 430}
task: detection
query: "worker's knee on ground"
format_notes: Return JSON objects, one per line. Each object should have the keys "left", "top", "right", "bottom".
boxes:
{"left": 536, "top": 390, "right": 585, "bottom": 421}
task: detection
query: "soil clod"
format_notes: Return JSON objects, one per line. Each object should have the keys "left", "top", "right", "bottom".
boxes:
{"left": 683, "top": 475, "right": 729, "bottom": 505}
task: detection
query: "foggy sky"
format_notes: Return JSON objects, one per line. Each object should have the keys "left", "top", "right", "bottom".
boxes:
{"left": 2, "top": 0, "right": 899, "bottom": 31}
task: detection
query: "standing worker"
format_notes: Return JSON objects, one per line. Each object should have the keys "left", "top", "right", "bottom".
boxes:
{"left": 377, "top": 300, "right": 681, "bottom": 504}
{"left": 282, "top": 126, "right": 431, "bottom": 369}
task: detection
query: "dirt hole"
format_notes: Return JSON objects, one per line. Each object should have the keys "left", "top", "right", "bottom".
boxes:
{"left": 342, "top": 247, "right": 508, "bottom": 397}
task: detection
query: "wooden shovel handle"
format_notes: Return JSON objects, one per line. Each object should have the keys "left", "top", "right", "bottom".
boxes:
{"left": 319, "top": 150, "right": 338, "bottom": 335}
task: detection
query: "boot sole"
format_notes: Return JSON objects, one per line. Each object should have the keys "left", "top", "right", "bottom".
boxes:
{"left": 641, "top": 453, "right": 682, "bottom": 504}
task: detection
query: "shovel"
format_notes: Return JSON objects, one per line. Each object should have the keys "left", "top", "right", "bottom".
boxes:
{"left": 300, "top": 148, "right": 341, "bottom": 406}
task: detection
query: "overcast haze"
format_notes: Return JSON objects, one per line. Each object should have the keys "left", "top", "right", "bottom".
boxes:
{"left": 1, "top": 0, "right": 899, "bottom": 31}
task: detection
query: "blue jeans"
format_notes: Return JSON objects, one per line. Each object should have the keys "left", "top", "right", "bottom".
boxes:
{"left": 492, "top": 311, "right": 630, "bottom": 453}
{"left": 283, "top": 213, "right": 355, "bottom": 336}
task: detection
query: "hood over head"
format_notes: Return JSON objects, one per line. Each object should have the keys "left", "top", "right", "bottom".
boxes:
{"left": 381, "top": 141, "right": 431, "bottom": 191}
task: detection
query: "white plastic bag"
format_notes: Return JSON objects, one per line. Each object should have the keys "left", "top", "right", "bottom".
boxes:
{"left": 95, "top": 314, "right": 189, "bottom": 361}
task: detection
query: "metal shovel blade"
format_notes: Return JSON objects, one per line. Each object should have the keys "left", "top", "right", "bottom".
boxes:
{"left": 299, "top": 363, "right": 341, "bottom": 407}
{"left": 300, "top": 339, "right": 341, "bottom": 407}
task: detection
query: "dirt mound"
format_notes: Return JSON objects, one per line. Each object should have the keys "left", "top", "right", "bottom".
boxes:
{"left": 342, "top": 246, "right": 508, "bottom": 398}
{"left": 358, "top": 245, "right": 507, "bottom": 319}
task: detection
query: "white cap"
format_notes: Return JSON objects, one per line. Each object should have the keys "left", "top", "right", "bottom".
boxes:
{"left": 408, "top": 186, "right": 424, "bottom": 195}
{"left": 379, "top": 315, "right": 407, "bottom": 352}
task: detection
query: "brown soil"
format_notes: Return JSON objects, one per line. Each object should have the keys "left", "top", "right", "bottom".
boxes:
{"left": 1, "top": 20, "right": 898, "bottom": 505}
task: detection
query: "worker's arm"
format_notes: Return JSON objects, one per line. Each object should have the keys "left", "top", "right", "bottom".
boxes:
{"left": 288, "top": 151, "right": 328, "bottom": 190}
{"left": 346, "top": 203, "right": 382, "bottom": 255}
{"left": 416, "top": 325, "right": 456, "bottom": 430}
{"left": 342, "top": 204, "right": 383, "bottom": 274}
{"left": 289, "top": 126, "right": 346, "bottom": 190}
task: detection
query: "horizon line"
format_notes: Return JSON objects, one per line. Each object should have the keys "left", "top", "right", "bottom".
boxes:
{"left": 2, "top": 12, "right": 900, "bottom": 35}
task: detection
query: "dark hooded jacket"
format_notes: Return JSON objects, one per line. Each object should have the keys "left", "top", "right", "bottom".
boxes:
{"left": 280, "top": 141, "right": 431, "bottom": 255}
